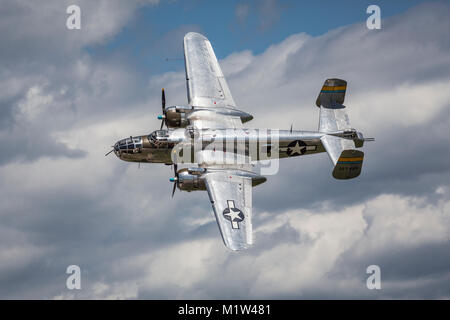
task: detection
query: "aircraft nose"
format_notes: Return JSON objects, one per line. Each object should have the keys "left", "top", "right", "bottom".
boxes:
{"left": 113, "top": 142, "right": 120, "bottom": 156}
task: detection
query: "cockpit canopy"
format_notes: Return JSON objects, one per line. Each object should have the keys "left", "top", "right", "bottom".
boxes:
{"left": 148, "top": 130, "right": 168, "bottom": 142}
{"left": 114, "top": 136, "right": 142, "bottom": 153}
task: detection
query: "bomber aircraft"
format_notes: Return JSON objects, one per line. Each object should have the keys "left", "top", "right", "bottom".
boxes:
{"left": 107, "top": 32, "right": 373, "bottom": 251}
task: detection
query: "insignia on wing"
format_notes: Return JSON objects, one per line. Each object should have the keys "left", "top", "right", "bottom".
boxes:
{"left": 223, "top": 200, "right": 244, "bottom": 229}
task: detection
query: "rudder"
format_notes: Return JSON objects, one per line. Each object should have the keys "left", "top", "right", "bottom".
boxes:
{"left": 316, "top": 78, "right": 347, "bottom": 108}
{"left": 332, "top": 149, "right": 364, "bottom": 179}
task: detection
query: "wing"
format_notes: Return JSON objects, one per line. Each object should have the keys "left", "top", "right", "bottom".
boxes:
{"left": 183, "top": 32, "right": 256, "bottom": 249}
{"left": 183, "top": 32, "right": 252, "bottom": 129}
{"left": 204, "top": 170, "right": 253, "bottom": 251}
{"left": 184, "top": 32, "right": 236, "bottom": 109}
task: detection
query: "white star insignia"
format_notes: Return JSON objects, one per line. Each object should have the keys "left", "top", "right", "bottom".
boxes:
{"left": 224, "top": 208, "right": 243, "bottom": 222}
{"left": 288, "top": 141, "right": 304, "bottom": 156}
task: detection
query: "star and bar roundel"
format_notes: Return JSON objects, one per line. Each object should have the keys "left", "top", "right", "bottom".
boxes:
{"left": 223, "top": 200, "right": 244, "bottom": 229}
{"left": 285, "top": 140, "right": 317, "bottom": 156}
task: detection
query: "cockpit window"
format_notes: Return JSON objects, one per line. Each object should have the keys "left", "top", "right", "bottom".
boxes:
{"left": 148, "top": 130, "right": 168, "bottom": 141}
{"left": 156, "top": 130, "right": 167, "bottom": 136}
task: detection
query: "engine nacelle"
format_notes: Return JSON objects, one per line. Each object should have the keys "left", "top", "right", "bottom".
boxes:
{"left": 165, "top": 105, "right": 191, "bottom": 128}
{"left": 177, "top": 168, "right": 206, "bottom": 192}
{"left": 175, "top": 168, "right": 266, "bottom": 192}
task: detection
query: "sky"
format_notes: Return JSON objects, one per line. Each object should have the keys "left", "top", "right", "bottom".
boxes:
{"left": 1, "top": 0, "right": 450, "bottom": 299}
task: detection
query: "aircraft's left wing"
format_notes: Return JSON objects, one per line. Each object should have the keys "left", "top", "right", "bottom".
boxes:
{"left": 183, "top": 32, "right": 252, "bottom": 130}
{"left": 204, "top": 170, "right": 253, "bottom": 251}
{"left": 184, "top": 32, "right": 236, "bottom": 109}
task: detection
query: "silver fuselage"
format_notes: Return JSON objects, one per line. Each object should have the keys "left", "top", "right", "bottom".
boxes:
{"left": 112, "top": 128, "right": 356, "bottom": 165}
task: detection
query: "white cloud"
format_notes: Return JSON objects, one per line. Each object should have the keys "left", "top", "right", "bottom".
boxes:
{"left": 355, "top": 194, "right": 450, "bottom": 254}
{"left": 66, "top": 192, "right": 450, "bottom": 299}
{"left": 17, "top": 85, "right": 54, "bottom": 120}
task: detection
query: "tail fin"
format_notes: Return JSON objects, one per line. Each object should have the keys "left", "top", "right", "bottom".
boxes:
{"left": 316, "top": 78, "right": 351, "bottom": 133}
{"left": 332, "top": 149, "right": 364, "bottom": 179}
{"left": 321, "top": 135, "right": 363, "bottom": 179}
{"left": 316, "top": 78, "right": 347, "bottom": 108}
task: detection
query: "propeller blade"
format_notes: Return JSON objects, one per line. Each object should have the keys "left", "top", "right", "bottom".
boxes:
{"left": 162, "top": 88, "right": 166, "bottom": 111}
{"left": 171, "top": 163, "right": 178, "bottom": 197}
{"left": 160, "top": 88, "right": 167, "bottom": 129}
{"left": 171, "top": 182, "right": 176, "bottom": 197}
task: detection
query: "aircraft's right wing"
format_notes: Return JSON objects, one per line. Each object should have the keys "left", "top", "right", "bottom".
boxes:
{"left": 204, "top": 170, "right": 253, "bottom": 251}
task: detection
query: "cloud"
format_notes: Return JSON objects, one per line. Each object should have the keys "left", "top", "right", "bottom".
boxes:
{"left": 1, "top": 1, "right": 450, "bottom": 299}
{"left": 0, "top": 0, "right": 162, "bottom": 165}
{"left": 234, "top": 0, "right": 289, "bottom": 31}
{"left": 235, "top": 3, "right": 250, "bottom": 25}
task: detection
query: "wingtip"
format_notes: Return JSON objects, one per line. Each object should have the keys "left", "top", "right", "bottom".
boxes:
{"left": 224, "top": 241, "right": 253, "bottom": 252}
{"left": 184, "top": 32, "right": 207, "bottom": 41}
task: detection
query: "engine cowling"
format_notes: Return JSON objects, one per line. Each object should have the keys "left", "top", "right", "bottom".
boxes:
{"left": 177, "top": 168, "right": 206, "bottom": 191}
{"left": 175, "top": 168, "right": 267, "bottom": 193}
{"left": 164, "top": 105, "right": 191, "bottom": 128}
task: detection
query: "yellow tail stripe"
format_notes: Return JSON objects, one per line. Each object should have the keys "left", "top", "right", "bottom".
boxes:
{"left": 322, "top": 85, "right": 347, "bottom": 91}
{"left": 338, "top": 157, "right": 364, "bottom": 162}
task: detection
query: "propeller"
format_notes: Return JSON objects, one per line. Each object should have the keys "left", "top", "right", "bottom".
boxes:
{"left": 169, "top": 163, "right": 178, "bottom": 197}
{"left": 158, "top": 88, "right": 166, "bottom": 130}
